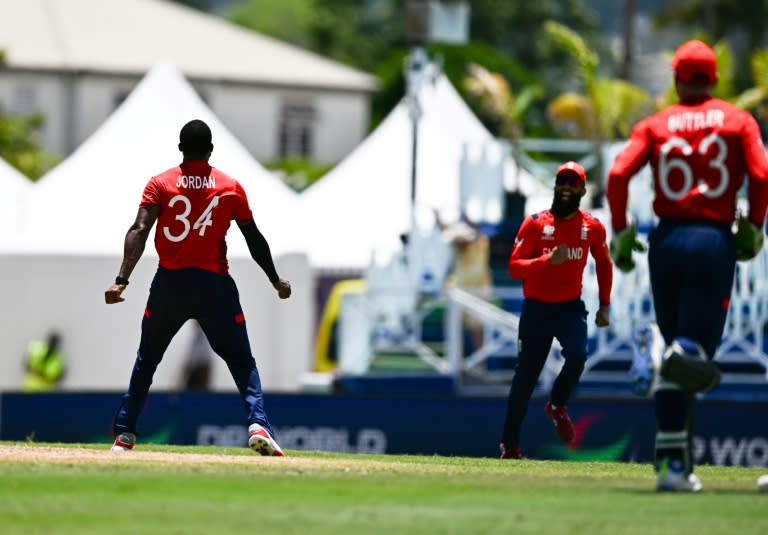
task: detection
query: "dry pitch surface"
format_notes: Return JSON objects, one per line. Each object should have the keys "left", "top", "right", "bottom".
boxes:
{"left": 0, "top": 443, "right": 431, "bottom": 473}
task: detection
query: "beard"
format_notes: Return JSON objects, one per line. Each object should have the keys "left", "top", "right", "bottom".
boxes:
{"left": 550, "top": 190, "right": 581, "bottom": 218}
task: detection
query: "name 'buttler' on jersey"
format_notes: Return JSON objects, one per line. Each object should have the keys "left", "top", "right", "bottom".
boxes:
{"left": 607, "top": 96, "right": 768, "bottom": 231}
{"left": 509, "top": 210, "right": 612, "bottom": 306}
{"left": 140, "top": 160, "right": 253, "bottom": 275}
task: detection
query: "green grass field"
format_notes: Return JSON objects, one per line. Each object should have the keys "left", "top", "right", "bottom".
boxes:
{"left": 1, "top": 442, "right": 766, "bottom": 535}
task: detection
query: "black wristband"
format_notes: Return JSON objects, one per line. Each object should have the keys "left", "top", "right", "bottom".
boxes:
{"left": 115, "top": 276, "right": 130, "bottom": 286}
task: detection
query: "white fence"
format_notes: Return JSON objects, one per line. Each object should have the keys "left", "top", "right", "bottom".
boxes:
{"left": 337, "top": 246, "right": 768, "bottom": 389}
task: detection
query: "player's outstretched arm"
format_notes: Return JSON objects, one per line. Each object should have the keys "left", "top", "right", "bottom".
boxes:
{"left": 239, "top": 220, "right": 291, "bottom": 299}
{"left": 105, "top": 206, "right": 159, "bottom": 304}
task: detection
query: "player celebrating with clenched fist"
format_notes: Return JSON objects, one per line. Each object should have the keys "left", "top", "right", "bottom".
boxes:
{"left": 499, "top": 161, "right": 613, "bottom": 461}
{"left": 105, "top": 119, "right": 291, "bottom": 457}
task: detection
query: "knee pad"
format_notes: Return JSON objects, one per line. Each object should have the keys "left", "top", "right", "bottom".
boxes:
{"left": 660, "top": 338, "right": 721, "bottom": 393}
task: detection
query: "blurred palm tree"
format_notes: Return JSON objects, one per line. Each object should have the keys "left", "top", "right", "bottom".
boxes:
{"left": 461, "top": 63, "right": 547, "bottom": 197}
{"left": 543, "top": 20, "right": 653, "bottom": 202}
{"left": 739, "top": 49, "right": 768, "bottom": 124}
{"left": 544, "top": 20, "right": 653, "bottom": 143}
{"left": 462, "top": 63, "right": 544, "bottom": 142}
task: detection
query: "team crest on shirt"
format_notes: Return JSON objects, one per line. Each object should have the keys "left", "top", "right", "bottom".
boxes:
{"left": 581, "top": 224, "right": 588, "bottom": 240}
{"left": 542, "top": 225, "right": 555, "bottom": 240}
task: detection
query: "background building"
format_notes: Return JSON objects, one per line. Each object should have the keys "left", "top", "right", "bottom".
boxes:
{"left": 0, "top": 0, "right": 377, "bottom": 165}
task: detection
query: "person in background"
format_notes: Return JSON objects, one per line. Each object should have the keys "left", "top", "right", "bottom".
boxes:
{"left": 104, "top": 119, "right": 291, "bottom": 456}
{"left": 499, "top": 161, "right": 612, "bottom": 460}
{"left": 443, "top": 220, "right": 493, "bottom": 352}
{"left": 179, "top": 321, "right": 214, "bottom": 391}
{"left": 607, "top": 39, "right": 768, "bottom": 492}
{"left": 23, "top": 331, "right": 65, "bottom": 392}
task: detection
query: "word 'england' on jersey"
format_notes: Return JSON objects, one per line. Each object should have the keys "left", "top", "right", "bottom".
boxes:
{"left": 176, "top": 175, "right": 216, "bottom": 189}
{"left": 543, "top": 246, "right": 584, "bottom": 260}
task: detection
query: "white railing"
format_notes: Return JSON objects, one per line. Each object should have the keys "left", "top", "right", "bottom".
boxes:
{"left": 339, "top": 253, "right": 768, "bottom": 387}
{"left": 580, "top": 241, "right": 768, "bottom": 382}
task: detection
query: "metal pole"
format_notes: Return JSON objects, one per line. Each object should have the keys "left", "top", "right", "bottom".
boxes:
{"left": 405, "top": 46, "right": 426, "bottom": 223}
{"left": 410, "top": 112, "right": 418, "bottom": 205}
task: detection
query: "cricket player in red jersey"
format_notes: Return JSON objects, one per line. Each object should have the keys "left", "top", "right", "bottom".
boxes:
{"left": 499, "top": 161, "right": 613, "bottom": 460}
{"left": 607, "top": 40, "right": 768, "bottom": 491}
{"left": 104, "top": 119, "right": 291, "bottom": 456}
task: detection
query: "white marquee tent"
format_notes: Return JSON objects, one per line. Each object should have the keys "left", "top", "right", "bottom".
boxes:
{"left": 296, "top": 64, "right": 550, "bottom": 270}
{"left": 6, "top": 61, "right": 301, "bottom": 257}
{"left": 0, "top": 62, "right": 313, "bottom": 394}
{"left": 2, "top": 157, "right": 33, "bottom": 240}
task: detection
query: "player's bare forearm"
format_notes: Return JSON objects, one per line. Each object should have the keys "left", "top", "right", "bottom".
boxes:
{"left": 105, "top": 206, "right": 158, "bottom": 304}
{"left": 117, "top": 228, "right": 147, "bottom": 278}
{"left": 238, "top": 220, "right": 291, "bottom": 299}
{"left": 119, "top": 206, "right": 158, "bottom": 278}
{"left": 239, "top": 220, "right": 280, "bottom": 282}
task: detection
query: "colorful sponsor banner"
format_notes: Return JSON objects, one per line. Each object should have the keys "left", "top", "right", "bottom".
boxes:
{"left": 0, "top": 393, "right": 765, "bottom": 467}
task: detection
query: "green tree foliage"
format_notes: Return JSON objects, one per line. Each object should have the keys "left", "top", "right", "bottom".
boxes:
{"left": 0, "top": 112, "right": 59, "bottom": 181}
{"left": 265, "top": 156, "right": 333, "bottom": 192}
{"left": 0, "top": 50, "right": 58, "bottom": 180}
{"left": 227, "top": 0, "right": 402, "bottom": 71}
{"left": 654, "top": 0, "right": 768, "bottom": 91}
{"left": 371, "top": 41, "right": 540, "bottom": 132}
{"left": 544, "top": 21, "right": 653, "bottom": 142}
{"left": 543, "top": 20, "right": 653, "bottom": 200}
{"left": 223, "top": 0, "right": 600, "bottom": 137}
{"left": 462, "top": 63, "right": 544, "bottom": 141}
{"left": 172, "top": 0, "right": 210, "bottom": 11}
{"left": 228, "top": 0, "right": 316, "bottom": 49}
{"left": 467, "top": 0, "right": 603, "bottom": 72}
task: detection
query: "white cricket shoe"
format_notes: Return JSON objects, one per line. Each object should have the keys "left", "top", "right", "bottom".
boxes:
{"left": 656, "top": 459, "right": 702, "bottom": 492}
{"left": 248, "top": 423, "right": 285, "bottom": 457}
{"left": 111, "top": 432, "right": 136, "bottom": 452}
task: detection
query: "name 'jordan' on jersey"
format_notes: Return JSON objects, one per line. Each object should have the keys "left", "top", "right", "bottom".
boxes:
{"left": 607, "top": 97, "right": 768, "bottom": 231}
{"left": 140, "top": 160, "right": 253, "bottom": 274}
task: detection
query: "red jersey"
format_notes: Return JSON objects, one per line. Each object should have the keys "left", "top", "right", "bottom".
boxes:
{"left": 140, "top": 160, "right": 253, "bottom": 274}
{"left": 607, "top": 97, "right": 768, "bottom": 231}
{"left": 509, "top": 209, "right": 612, "bottom": 305}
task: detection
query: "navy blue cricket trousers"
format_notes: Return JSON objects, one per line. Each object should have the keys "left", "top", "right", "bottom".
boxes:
{"left": 648, "top": 220, "right": 735, "bottom": 358}
{"left": 648, "top": 221, "right": 735, "bottom": 470}
{"left": 501, "top": 298, "right": 588, "bottom": 447}
{"left": 113, "top": 266, "right": 275, "bottom": 437}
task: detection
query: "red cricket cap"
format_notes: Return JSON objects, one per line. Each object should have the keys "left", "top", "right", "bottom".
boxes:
{"left": 670, "top": 39, "right": 718, "bottom": 84}
{"left": 556, "top": 161, "right": 586, "bottom": 186}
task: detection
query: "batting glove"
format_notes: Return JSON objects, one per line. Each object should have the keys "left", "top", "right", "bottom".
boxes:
{"left": 733, "top": 213, "right": 765, "bottom": 261}
{"left": 610, "top": 224, "right": 646, "bottom": 273}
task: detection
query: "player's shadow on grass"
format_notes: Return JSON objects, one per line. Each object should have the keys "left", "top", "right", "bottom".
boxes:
{"left": 622, "top": 487, "right": 760, "bottom": 495}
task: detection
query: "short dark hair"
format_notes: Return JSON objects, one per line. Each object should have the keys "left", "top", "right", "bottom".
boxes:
{"left": 179, "top": 119, "right": 212, "bottom": 154}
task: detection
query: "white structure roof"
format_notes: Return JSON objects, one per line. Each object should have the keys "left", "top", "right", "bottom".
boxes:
{"left": 2, "top": 157, "right": 33, "bottom": 240}
{"left": 0, "top": 0, "right": 376, "bottom": 91}
{"left": 297, "top": 67, "right": 549, "bottom": 270}
{"left": 9, "top": 61, "right": 300, "bottom": 256}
